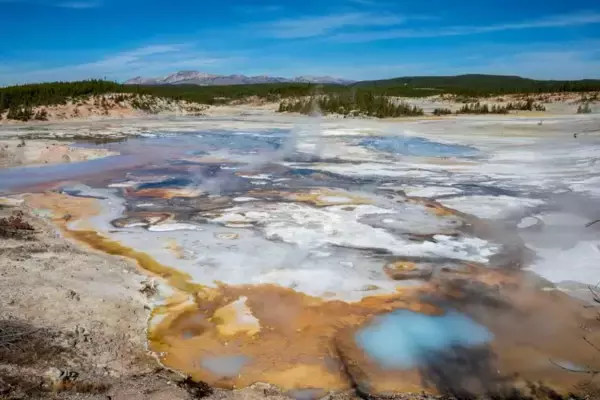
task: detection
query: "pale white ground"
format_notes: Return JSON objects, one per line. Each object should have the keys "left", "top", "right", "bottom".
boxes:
{"left": 68, "top": 190, "right": 477, "bottom": 302}
{"left": 0, "top": 138, "right": 117, "bottom": 168}
{"left": 6, "top": 107, "right": 600, "bottom": 398}
{"left": 397, "top": 185, "right": 464, "bottom": 198}
{"left": 438, "top": 196, "right": 545, "bottom": 220}
{"left": 5, "top": 110, "right": 600, "bottom": 292}
{"left": 395, "top": 92, "right": 600, "bottom": 115}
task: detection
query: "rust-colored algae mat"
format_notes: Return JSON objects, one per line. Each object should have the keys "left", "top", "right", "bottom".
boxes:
{"left": 23, "top": 192, "right": 600, "bottom": 397}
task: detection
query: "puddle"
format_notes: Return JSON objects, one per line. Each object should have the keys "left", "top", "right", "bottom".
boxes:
{"left": 200, "top": 355, "right": 250, "bottom": 377}
{"left": 355, "top": 309, "right": 493, "bottom": 369}
{"left": 137, "top": 177, "right": 195, "bottom": 189}
{"left": 0, "top": 155, "right": 138, "bottom": 193}
{"left": 359, "top": 136, "right": 477, "bottom": 158}
{"left": 287, "top": 388, "right": 328, "bottom": 400}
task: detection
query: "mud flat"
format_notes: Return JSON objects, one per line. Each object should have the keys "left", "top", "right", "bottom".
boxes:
{"left": 2, "top": 111, "right": 600, "bottom": 399}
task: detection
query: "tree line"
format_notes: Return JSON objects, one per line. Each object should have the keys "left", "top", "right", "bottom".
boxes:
{"left": 278, "top": 92, "right": 424, "bottom": 118}
{"left": 0, "top": 80, "right": 327, "bottom": 112}
{"left": 355, "top": 74, "right": 600, "bottom": 97}
{"left": 454, "top": 99, "right": 546, "bottom": 115}
{"left": 1, "top": 75, "right": 599, "bottom": 121}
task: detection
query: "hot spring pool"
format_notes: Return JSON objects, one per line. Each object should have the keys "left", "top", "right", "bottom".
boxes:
{"left": 359, "top": 136, "right": 478, "bottom": 157}
{"left": 355, "top": 309, "right": 493, "bottom": 369}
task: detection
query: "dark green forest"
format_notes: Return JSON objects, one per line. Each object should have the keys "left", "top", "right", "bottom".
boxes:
{"left": 1, "top": 74, "right": 599, "bottom": 120}
{"left": 355, "top": 74, "right": 600, "bottom": 96}
{"left": 456, "top": 99, "right": 546, "bottom": 114}
{"left": 0, "top": 80, "right": 328, "bottom": 113}
{"left": 278, "top": 92, "right": 424, "bottom": 117}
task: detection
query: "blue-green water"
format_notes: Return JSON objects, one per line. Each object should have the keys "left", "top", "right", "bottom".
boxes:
{"left": 201, "top": 355, "right": 250, "bottom": 377}
{"left": 360, "top": 137, "right": 477, "bottom": 157}
{"left": 355, "top": 309, "right": 493, "bottom": 369}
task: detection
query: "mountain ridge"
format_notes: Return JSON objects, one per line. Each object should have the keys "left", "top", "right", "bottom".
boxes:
{"left": 124, "top": 71, "right": 355, "bottom": 86}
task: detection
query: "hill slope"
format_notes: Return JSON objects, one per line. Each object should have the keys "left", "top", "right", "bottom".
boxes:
{"left": 1, "top": 74, "right": 599, "bottom": 122}
{"left": 124, "top": 71, "right": 355, "bottom": 86}
{"left": 355, "top": 74, "right": 600, "bottom": 95}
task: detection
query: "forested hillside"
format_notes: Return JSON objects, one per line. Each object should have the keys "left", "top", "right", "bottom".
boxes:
{"left": 355, "top": 74, "right": 600, "bottom": 96}
{"left": 1, "top": 74, "right": 599, "bottom": 121}
{"left": 0, "top": 80, "right": 326, "bottom": 112}
{"left": 278, "top": 92, "right": 424, "bottom": 117}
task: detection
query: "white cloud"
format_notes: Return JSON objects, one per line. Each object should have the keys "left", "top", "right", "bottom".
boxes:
{"left": 469, "top": 50, "right": 600, "bottom": 80}
{"left": 240, "top": 39, "right": 600, "bottom": 81}
{"left": 347, "top": 0, "right": 380, "bottom": 5}
{"left": 362, "top": 48, "right": 600, "bottom": 80}
{"left": 0, "top": 0, "right": 101, "bottom": 7}
{"left": 262, "top": 12, "right": 405, "bottom": 38}
{"left": 233, "top": 4, "right": 282, "bottom": 14}
{"left": 2, "top": 34, "right": 599, "bottom": 86}
{"left": 57, "top": 1, "right": 101, "bottom": 8}
{"left": 330, "top": 11, "right": 600, "bottom": 42}
{"left": 0, "top": 44, "right": 236, "bottom": 85}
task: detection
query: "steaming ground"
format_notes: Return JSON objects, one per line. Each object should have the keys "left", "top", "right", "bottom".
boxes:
{"left": 2, "top": 110, "right": 600, "bottom": 397}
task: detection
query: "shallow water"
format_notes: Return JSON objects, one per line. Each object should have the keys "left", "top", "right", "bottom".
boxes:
{"left": 359, "top": 136, "right": 478, "bottom": 157}
{"left": 0, "top": 154, "right": 137, "bottom": 193}
{"left": 200, "top": 355, "right": 250, "bottom": 377}
{"left": 355, "top": 310, "right": 493, "bottom": 369}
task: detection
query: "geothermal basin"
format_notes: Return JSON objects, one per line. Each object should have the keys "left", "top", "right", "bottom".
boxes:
{"left": 2, "top": 114, "right": 600, "bottom": 397}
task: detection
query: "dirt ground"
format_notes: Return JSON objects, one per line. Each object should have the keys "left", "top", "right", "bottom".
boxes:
{"left": 0, "top": 139, "right": 117, "bottom": 168}
{"left": 0, "top": 202, "right": 180, "bottom": 399}
{"left": 1, "top": 202, "right": 358, "bottom": 400}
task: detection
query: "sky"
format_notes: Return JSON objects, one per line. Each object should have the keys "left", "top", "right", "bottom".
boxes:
{"left": 1, "top": 0, "right": 600, "bottom": 85}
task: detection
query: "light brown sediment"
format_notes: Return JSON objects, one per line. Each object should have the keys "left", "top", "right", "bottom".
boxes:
{"left": 23, "top": 192, "right": 208, "bottom": 293}
{"left": 165, "top": 238, "right": 186, "bottom": 259}
{"left": 129, "top": 187, "right": 205, "bottom": 199}
{"left": 246, "top": 188, "right": 372, "bottom": 207}
{"left": 0, "top": 138, "right": 118, "bottom": 168}
{"left": 21, "top": 193, "right": 442, "bottom": 391}
{"left": 22, "top": 192, "right": 600, "bottom": 397}
{"left": 24, "top": 191, "right": 101, "bottom": 221}
{"left": 407, "top": 196, "right": 468, "bottom": 218}
{"left": 148, "top": 283, "right": 439, "bottom": 391}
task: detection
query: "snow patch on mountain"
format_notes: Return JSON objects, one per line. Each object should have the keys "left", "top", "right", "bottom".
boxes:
{"left": 125, "top": 71, "right": 354, "bottom": 86}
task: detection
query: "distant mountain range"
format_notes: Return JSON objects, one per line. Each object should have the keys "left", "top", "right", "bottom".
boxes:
{"left": 124, "top": 71, "right": 355, "bottom": 86}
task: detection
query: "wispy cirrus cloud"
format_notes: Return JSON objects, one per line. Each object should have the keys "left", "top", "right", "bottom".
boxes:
{"left": 330, "top": 11, "right": 600, "bottom": 42}
{"left": 0, "top": 0, "right": 101, "bottom": 7}
{"left": 344, "top": 0, "right": 398, "bottom": 8}
{"left": 233, "top": 4, "right": 282, "bottom": 14}
{"left": 468, "top": 49, "right": 600, "bottom": 80}
{"left": 57, "top": 1, "right": 101, "bottom": 8}
{"left": 261, "top": 12, "right": 405, "bottom": 39}
{"left": 0, "top": 44, "right": 237, "bottom": 86}
{"left": 264, "top": 42, "right": 600, "bottom": 80}
{"left": 346, "top": 0, "right": 380, "bottom": 5}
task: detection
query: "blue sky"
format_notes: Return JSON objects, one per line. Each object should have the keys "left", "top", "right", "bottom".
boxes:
{"left": 1, "top": 0, "right": 600, "bottom": 85}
